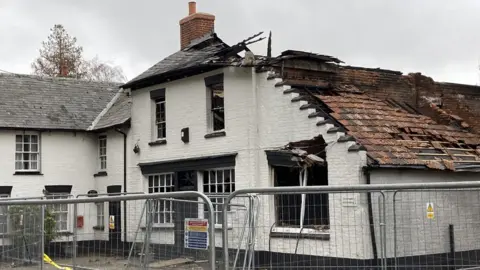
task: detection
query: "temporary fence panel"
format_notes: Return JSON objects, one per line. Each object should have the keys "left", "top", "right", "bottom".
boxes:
{"left": 388, "top": 188, "right": 480, "bottom": 269}
{"left": 222, "top": 181, "right": 480, "bottom": 270}
{"left": 0, "top": 194, "right": 75, "bottom": 268}
{"left": 222, "top": 188, "right": 386, "bottom": 269}
{"left": 0, "top": 191, "right": 216, "bottom": 270}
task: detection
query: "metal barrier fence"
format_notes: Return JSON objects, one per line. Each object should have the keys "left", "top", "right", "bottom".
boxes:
{"left": 0, "top": 191, "right": 216, "bottom": 270}
{"left": 222, "top": 181, "right": 480, "bottom": 270}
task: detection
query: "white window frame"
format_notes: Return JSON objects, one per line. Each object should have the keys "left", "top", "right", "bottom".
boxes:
{"left": 0, "top": 194, "right": 9, "bottom": 235}
{"left": 48, "top": 193, "right": 69, "bottom": 232}
{"left": 15, "top": 133, "right": 40, "bottom": 172}
{"left": 96, "top": 202, "right": 104, "bottom": 227}
{"left": 98, "top": 135, "right": 107, "bottom": 171}
{"left": 154, "top": 98, "right": 166, "bottom": 140}
{"left": 147, "top": 173, "right": 174, "bottom": 225}
{"left": 201, "top": 167, "right": 235, "bottom": 225}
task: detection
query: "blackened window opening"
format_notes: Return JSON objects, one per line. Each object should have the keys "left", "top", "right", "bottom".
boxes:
{"left": 274, "top": 165, "right": 329, "bottom": 227}
{"left": 210, "top": 82, "right": 225, "bottom": 131}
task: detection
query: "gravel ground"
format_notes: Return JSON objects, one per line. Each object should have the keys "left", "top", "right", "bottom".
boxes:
{"left": 0, "top": 256, "right": 208, "bottom": 269}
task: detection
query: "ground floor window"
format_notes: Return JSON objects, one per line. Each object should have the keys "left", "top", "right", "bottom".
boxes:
{"left": 96, "top": 203, "right": 104, "bottom": 227}
{"left": 273, "top": 165, "right": 329, "bottom": 227}
{"left": 148, "top": 173, "right": 174, "bottom": 224}
{"left": 48, "top": 193, "right": 69, "bottom": 231}
{"left": 0, "top": 194, "right": 9, "bottom": 235}
{"left": 202, "top": 168, "right": 235, "bottom": 224}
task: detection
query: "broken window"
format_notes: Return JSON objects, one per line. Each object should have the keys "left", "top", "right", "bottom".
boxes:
{"left": 273, "top": 165, "right": 329, "bottom": 227}
{"left": 205, "top": 74, "right": 225, "bottom": 132}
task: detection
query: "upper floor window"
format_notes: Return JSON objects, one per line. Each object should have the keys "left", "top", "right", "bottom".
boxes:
{"left": 98, "top": 135, "right": 107, "bottom": 171}
{"left": 15, "top": 134, "right": 40, "bottom": 172}
{"left": 155, "top": 98, "right": 166, "bottom": 140}
{"left": 205, "top": 74, "right": 225, "bottom": 132}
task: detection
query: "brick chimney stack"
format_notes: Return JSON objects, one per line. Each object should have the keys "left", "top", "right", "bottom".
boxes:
{"left": 179, "top": 1, "right": 215, "bottom": 50}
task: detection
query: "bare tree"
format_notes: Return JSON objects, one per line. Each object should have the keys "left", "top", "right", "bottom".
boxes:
{"left": 81, "top": 56, "right": 127, "bottom": 83}
{"left": 32, "top": 24, "right": 127, "bottom": 82}
{"left": 31, "top": 24, "right": 84, "bottom": 78}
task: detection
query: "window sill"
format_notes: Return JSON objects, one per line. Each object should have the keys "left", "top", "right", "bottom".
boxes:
{"left": 93, "top": 226, "right": 105, "bottom": 231}
{"left": 149, "top": 139, "right": 167, "bottom": 146}
{"left": 94, "top": 171, "right": 108, "bottom": 177}
{"left": 270, "top": 227, "right": 330, "bottom": 240}
{"left": 57, "top": 231, "right": 74, "bottom": 237}
{"left": 14, "top": 171, "right": 43, "bottom": 176}
{"left": 204, "top": 131, "right": 226, "bottom": 139}
{"left": 214, "top": 224, "right": 232, "bottom": 231}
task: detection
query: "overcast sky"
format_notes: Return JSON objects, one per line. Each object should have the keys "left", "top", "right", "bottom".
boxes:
{"left": 1, "top": 0, "right": 480, "bottom": 84}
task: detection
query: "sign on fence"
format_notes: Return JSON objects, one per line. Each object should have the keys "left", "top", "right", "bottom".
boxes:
{"left": 426, "top": 203, "right": 434, "bottom": 219}
{"left": 184, "top": 218, "right": 209, "bottom": 250}
{"left": 109, "top": 215, "right": 115, "bottom": 229}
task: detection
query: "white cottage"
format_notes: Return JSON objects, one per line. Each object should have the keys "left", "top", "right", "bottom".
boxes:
{"left": 0, "top": 73, "right": 131, "bottom": 254}
{"left": 121, "top": 2, "right": 480, "bottom": 269}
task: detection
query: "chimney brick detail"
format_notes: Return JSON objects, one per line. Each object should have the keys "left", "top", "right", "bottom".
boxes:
{"left": 179, "top": 2, "right": 215, "bottom": 50}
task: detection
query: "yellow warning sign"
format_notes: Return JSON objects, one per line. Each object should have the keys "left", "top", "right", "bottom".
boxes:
{"left": 109, "top": 215, "right": 115, "bottom": 229}
{"left": 426, "top": 203, "right": 434, "bottom": 219}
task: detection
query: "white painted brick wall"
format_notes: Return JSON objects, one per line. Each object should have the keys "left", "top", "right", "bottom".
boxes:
{"left": 0, "top": 129, "right": 124, "bottom": 243}
{"left": 127, "top": 68, "right": 372, "bottom": 259}
{"left": 371, "top": 170, "right": 480, "bottom": 258}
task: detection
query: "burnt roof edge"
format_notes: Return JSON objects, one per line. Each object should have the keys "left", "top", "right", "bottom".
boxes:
{"left": 123, "top": 65, "right": 223, "bottom": 90}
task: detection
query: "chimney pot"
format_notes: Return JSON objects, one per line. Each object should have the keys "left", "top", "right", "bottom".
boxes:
{"left": 188, "top": 1, "right": 196, "bottom": 15}
{"left": 60, "top": 62, "right": 68, "bottom": 77}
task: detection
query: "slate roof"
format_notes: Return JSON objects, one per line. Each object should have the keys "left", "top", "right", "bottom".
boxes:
{"left": 0, "top": 73, "right": 128, "bottom": 131}
{"left": 93, "top": 92, "right": 131, "bottom": 130}
{"left": 122, "top": 33, "right": 230, "bottom": 89}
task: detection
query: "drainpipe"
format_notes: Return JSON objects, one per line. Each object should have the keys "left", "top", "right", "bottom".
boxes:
{"left": 251, "top": 67, "right": 259, "bottom": 187}
{"left": 114, "top": 127, "right": 128, "bottom": 244}
{"left": 363, "top": 167, "right": 379, "bottom": 265}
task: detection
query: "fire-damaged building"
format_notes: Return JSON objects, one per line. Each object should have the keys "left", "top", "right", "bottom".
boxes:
{"left": 120, "top": 2, "right": 480, "bottom": 268}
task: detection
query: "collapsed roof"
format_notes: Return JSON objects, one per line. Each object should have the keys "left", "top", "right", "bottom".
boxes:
{"left": 269, "top": 52, "right": 480, "bottom": 172}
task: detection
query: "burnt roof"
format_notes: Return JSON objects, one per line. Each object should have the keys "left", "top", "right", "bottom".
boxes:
{"left": 278, "top": 50, "right": 344, "bottom": 64}
{"left": 122, "top": 33, "right": 230, "bottom": 90}
{"left": 278, "top": 78, "right": 480, "bottom": 172}
{"left": 0, "top": 73, "right": 129, "bottom": 131}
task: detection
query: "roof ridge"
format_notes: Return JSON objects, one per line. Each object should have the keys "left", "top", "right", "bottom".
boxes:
{"left": 87, "top": 88, "right": 125, "bottom": 131}
{"left": 0, "top": 72, "right": 122, "bottom": 87}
